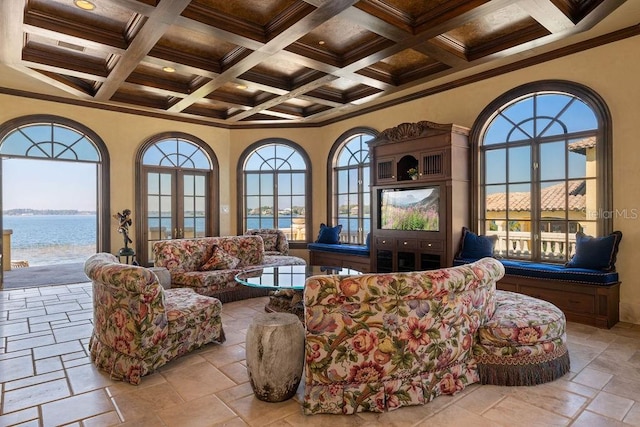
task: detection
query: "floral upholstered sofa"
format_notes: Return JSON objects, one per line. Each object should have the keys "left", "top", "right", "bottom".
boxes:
{"left": 85, "top": 253, "right": 225, "bottom": 385}
{"left": 303, "top": 257, "right": 570, "bottom": 414}
{"left": 153, "top": 235, "right": 305, "bottom": 302}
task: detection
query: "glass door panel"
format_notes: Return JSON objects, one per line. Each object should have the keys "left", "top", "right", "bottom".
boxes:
{"left": 146, "top": 171, "right": 174, "bottom": 263}
{"left": 182, "top": 173, "right": 207, "bottom": 238}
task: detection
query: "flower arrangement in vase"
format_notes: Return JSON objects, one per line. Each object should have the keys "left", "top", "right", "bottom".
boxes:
{"left": 407, "top": 167, "right": 418, "bottom": 180}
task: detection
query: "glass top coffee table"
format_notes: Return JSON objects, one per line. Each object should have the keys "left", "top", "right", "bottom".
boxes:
{"left": 235, "top": 264, "right": 362, "bottom": 318}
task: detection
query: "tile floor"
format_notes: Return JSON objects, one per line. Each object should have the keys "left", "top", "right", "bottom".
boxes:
{"left": 2, "top": 282, "right": 640, "bottom": 426}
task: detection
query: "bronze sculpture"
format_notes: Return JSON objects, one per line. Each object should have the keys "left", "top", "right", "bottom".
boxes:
{"left": 114, "top": 209, "right": 133, "bottom": 249}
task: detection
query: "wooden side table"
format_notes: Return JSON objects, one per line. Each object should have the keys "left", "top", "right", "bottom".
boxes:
{"left": 117, "top": 248, "right": 136, "bottom": 264}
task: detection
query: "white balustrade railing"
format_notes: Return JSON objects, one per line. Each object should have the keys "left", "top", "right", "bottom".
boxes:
{"left": 488, "top": 231, "right": 576, "bottom": 261}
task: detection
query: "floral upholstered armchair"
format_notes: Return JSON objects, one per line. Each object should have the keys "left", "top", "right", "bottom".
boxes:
{"left": 303, "top": 257, "right": 505, "bottom": 414}
{"left": 85, "top": 253, "right": 225, "bottom": 385}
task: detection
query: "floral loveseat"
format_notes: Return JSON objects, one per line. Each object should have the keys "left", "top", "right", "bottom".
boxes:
{"left": 153, "top": 235, "right": 305, "bottom": 302}
{"left": 85, "top": 253, "right": 225, "bottom": 385}
{"left": 303, "top": 257, "right": 570, "bottom": 414}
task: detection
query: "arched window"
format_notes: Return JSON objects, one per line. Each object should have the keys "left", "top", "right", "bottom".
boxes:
{"left": 328, "top": 128, "right": 377, "bottom": 244}
{"left": 238, "top": 140, "right": 311, "bottom": 246}
{"left": 0, "top": 115, "right": 110, "bottom": 280}
{"left": 472, "top": 81, "right": 612, "bottom": 262}
{"left": 136, "top": 133, "right": 218, "bottom": 265}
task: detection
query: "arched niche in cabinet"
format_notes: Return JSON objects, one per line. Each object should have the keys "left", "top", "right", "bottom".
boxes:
{"left": 397, "top": 155, "right": 418, "bottom": 181}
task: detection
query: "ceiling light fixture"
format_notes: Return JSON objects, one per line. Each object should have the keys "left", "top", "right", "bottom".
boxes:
{"left": 236, "top": 84, "right": 248, "bottom": 90}
{"left": 318, "top": 40, "right": 325, "bottom": 45}
{"left": 74, "top": 0, "right": 96, "bottom": 11}
{"left": 162, "top": 66, "right": 176, "bottom": 73}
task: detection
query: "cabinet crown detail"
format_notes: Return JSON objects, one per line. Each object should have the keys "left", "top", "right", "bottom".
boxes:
{"left": 372, "top": 121, "right": 469, "bottom": 145}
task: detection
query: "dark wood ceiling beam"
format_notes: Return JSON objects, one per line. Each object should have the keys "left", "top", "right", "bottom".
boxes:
{"left": 0, "top": 1, "right": 94, "bottom": 98}
{"left": 173, "top": 16, "right": 265, "bottom": 52}
{"left": 338, "top": 6, "right": 410, "bottom": 41}
{"left": 234, "top": 78, "right": 288, "bottom": 96}
{"left": 21, "top": 60, "right": 106, "bottom": 83}
{"left": 257, "top": 109, "right": 302, "bottom": 120}
{"left": 338, "top": 0, "right": 517, "bottom": 75}
{"left": 167, "top": 50, "right": 273, "bottom": 112}
{"left": 228, "top": 74, "right": 339, "bottom": 122}
{"left": 259, "top": 0, "right": 359, "bottom": 55}
{"left": 24, "top": 9, "right": 128, "bottom": 50}
{"left": 139, "top": 56, "right": 219, "bottom": 80}
{"left": 274, "top": 50, "right": 394, "bottom": 91}
{"left": 23, "top": 25, "right": 126, "bottom": 56}
{"left": 119, "top": 81, "right": 186, "bottom": 99}
{"left": 573, "top": 0, "right": 626, "bottom": 31}
{"left": 518, "top": 0, "right": 576, "bottom": 33}
{"left": 95, "top": 0, "right": 192, "bottom": 101}
{"left": 412, "top": 41, "right": 469, "bottom": 68}
{"left": 97, "top": 0, "right": 156, "bottom": 16}
{"left": 297, "top": 94, "right": 344, "bottom": 108}
{"left": 168, "top": 0, "right": 358, "bottom": 114}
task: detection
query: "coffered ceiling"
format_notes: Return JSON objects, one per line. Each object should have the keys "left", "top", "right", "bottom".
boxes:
{"left": 0, "top": 0, "right": 635, "bottom": 128}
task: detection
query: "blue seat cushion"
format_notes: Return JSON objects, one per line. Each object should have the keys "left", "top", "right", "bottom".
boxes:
{"left": 307, "top": 243, "right": 370, "bottom": 257}
{"left": 453, "top": 257, "right": 619, "bottom": 285}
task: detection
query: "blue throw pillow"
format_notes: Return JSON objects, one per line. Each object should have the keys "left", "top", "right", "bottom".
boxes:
{"left": 565, "top": 231, "right": 622, "bottom": 271}
{"left": 316, "top": 223, "right": 342, "bottom": 244}
{"left": 457, "top": 227, "right": 497, "bottom": 260}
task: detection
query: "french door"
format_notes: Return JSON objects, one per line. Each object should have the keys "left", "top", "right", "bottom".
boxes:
{"left": 141, "top": 167, "right": 209, "bottom": 265}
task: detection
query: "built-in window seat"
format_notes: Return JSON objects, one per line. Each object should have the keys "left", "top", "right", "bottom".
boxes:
{"left": 307, "top": 243, "right": 371, "bottom": 272}
{"left": 453, "top": 257, "right": 620, "bottom": 329}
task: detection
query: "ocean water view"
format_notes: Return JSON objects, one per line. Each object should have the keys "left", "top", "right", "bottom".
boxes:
{"left": 4, "top": 215, "right": 97, "bottom": 266}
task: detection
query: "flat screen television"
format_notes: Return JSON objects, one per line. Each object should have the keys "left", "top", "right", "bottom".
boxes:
{"left": 379, "top": 186, "right": 440, "bottom": 231}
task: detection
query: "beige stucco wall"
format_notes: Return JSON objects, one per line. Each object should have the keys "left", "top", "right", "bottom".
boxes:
{"left": 1, "top": 34, "right": 639, "bottom": 323}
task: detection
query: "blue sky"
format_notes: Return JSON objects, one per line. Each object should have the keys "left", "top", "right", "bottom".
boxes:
{"left": 2, "top": 158, "right": 96, "bottom": 211}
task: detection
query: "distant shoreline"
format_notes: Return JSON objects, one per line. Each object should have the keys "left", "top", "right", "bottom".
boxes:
{"left": 3, "top": 209, "right": 96, "bottom": 216}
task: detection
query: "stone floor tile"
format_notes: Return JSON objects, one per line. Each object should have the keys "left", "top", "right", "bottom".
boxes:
{"left": 41, "top": 389, "right": 114, "bottom": 426}
{"left": 32, "top": 340, "right": 84, "bottom": 359}
{"left": 0, "top": 320, "right": 29, "bottom": 337}
{"left": 52, "top": 323, "right": 93, "bottom": 342}
{"left": 2, "top": 378, "right": 70, "bottom": 413}
{"left": 80, "top": 411, "right": 122, "bottom": 427}
{"left": 504, "top": 382, "right": 588, "bottom": 418}
{"left": 162, "top": 360, "right": 236, "bottom": 401}
{"left": 4, "top": 370, "right": 66, "bottom": 392}
{"left": 0, "top": 407, "right": 40, "bottom": 427}
{"left": 111, "top": 383, "right": 185, "bottom": 423}
{"left": 623, "top": 403, "right": 640, "bottom": 425}
{"left": 456, "top": 386, "right": 507, "bottom": 415}
{"left": 586, "top": 391, "right": 634, "bottom": 421}
{"left": 572, "top": 367, "right": 614, "bottom": 389}
{"left": 225, "top": 394, "right": 301, "bottom": 427}
{"left": 0, "top": 354, "right": 34, "bottom": 382}
{"left": 201, "top": 343, "right": 246, "bottom": 367}
{"left": 6, "top": 331, "right": 55, "bottom": 352}
{"left": 35, "top": 356, "right": 63, "bottom": 374}
{"left": 157, "top": 394, "right": 238, "bottom": 426}
{"left": 482, "top": 396, "right": 571, "bottom": 426}
{"left": 67, "top": 363, "right": 116, "bottom": 394}
{"left": 573, "top": 410, "right": 627, "bottom": 426}
{"left": 217, "top": 361, "right": 250, "bottom": 384}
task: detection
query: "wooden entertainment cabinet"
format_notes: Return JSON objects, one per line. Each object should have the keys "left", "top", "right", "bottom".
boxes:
{"left": 368, "top": 121, "right": 470, "bottom": 272}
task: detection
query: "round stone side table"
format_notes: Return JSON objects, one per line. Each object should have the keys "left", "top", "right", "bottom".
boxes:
{"left": 245, "top": 312, "right": 304, "bottom": 402}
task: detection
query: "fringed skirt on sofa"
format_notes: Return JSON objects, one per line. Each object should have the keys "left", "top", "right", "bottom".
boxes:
{"left": 474, "top": 290, "right": 570, "bottom": 386}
